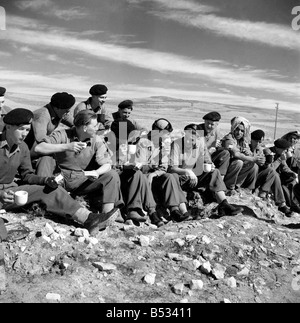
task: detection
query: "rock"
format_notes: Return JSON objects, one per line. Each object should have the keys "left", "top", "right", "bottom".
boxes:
{"left": 87, "top": 237, "right": 99, "bottom": 245}
{"left": 186, "top": 235, "right": 197, "bottom": 242}
{"left": 78, "top": 237, "right": 85, "bottom": 243}
{"left": 143, "top": 273, "right": 156, "bottom": 285}
{"left": 225, "top": 277, "right": 237, "bottom": 288}
{"left": 180, "top": 298, "right": 189, "bottom": 303}
{"left": 0, "top": 265, "right": 6, "bottom": 292}
{"left": 212, "top": 264, "right": 226, "bottom": 280}
{"left": 174, "top": 238, "right": 185, "bottom": 247}
{"left": 46, "top": 293, "right": 61, "bottom": 302}
{"left": 202, "top": 235, "right": 211, "bottom": 244}
{"left": 92, "top": 262, "right": 117, "bottom": 272}
{"left": 139, "top": 235, "right": 150, "bottom": 247}
{"left": 237, "top": 267, "right": 250, "bottom": 276}
{"left": 190, "top": 280, "right": 204, "bottom": 290}
{"left": 42, "top": 235, "right": 51, "bottom": 243}
{"left": 50, "top": 232, "right": 60, "bottom": 240}
{"left": 74, "top": 228, "right": 89, "bottom": 238}
{"left": 172, "top": 283, "right": 185, "bottom": 295}
{"left": 200, "top": 261, "right": 212, "bottom": 275}
{"left": 42, "top": 223, "right": 55, "bottom": 236}
{"left": 221, "top": 298, "right": 231, "bottom": 303}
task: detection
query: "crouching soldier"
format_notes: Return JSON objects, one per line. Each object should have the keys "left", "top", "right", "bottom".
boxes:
{"left": 34, "top": 110, "right": 124, "bottom": 217}
{"left": 0, "top": 109, "right": 119, "bottom": 236}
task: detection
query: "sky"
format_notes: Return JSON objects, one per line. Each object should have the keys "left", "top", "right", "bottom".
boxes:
{"left": 0, "top": 0, "right": 299, "bottom": 112}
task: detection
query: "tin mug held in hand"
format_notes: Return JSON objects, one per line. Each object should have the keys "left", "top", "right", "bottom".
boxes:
{"left": 203, "top": 163, "right": 212, "bottom": 172}
{"left": 14, "top": 191, "right": 28, "bottom": 206}
{"left": 265, "top": 154, "right": 274, "bottom": 164}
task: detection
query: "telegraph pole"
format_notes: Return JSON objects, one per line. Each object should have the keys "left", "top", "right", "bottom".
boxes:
{"left": 274, "top": 103, "right": 279, "bottom": 140}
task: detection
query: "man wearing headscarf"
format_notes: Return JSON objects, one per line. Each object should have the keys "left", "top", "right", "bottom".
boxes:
{"left": 135, "top": 118, "right": 191, "bottom": 223}
{"left": 221, "top": 116, "right": 261, "bottom": 195}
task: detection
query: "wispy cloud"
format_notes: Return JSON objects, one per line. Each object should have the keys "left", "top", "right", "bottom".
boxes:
{"left": 130, "top": 0, "right": 300, "bottom": 51}
{"left": 2, "top": 16, "right": 299, "bottom": 102}
{"left": 3, "top": 67, "right": 298, "bottom": 112}
{"left": 15, "top": 0, "right": 89, "bottom": 20}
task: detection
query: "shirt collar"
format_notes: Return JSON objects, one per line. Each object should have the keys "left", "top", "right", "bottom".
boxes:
{"left": 0, "top": 132, "right": 20, "bottom": 155}
{"left": 46, "top": 103, "right": 59, "bottom": 121}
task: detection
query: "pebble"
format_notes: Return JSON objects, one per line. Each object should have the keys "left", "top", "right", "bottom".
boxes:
{"left": 143, "top": 273, "right": 156, "bottom": 285}
{"left": 46, "top": 293, "right": 61, "bottom": 302}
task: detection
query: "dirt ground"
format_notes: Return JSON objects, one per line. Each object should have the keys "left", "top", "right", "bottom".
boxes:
{"left": 1, "top": 188, "right": 300, "bottom": 304}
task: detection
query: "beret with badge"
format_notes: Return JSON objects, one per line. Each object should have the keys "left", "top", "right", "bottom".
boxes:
{"left": 118, "top": 100, "right": 133, "bottom": 110}
{"left": 274, "top": 139, "right": 292, "bottom": 149}
{"left": 251, "top": 129, "right": 265, "bottom": 141}
{"left": 0, "top": 87, "right": 6, "bottom": 97}
{"left": 203, "top": 111, "right": 221, "bottom": 122}
{"left": 50, "top": 92, "right": 75, "bottom": 110}
{"left": 3, "top": 108, "right": 33, "bottom": 126}
{"left": 89, "top": 84, "right": 108, "bottom": 96}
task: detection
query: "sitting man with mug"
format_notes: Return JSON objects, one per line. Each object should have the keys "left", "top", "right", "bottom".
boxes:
{"left": 0, "top": 108, "right": 119, "bottom": 236}
{"left": 169, "top": 123, "right": 243, "bottom": 218}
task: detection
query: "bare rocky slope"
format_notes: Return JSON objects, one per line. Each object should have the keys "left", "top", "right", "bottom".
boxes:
{"left": 1, "top": 188, "right": 300, "bottom": 304}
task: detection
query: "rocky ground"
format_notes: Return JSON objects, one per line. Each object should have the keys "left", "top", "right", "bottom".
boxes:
{"left": 1, "top": 188, "right": 300, "bottom": 304}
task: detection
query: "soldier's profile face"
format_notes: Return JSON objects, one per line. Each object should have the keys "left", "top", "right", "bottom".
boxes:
{"left": 0, "top": 97, "right": 4, "bottom": 108}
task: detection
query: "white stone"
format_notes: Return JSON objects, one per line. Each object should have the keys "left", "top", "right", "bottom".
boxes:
{"left": 180, "top": 298, "right": 189, "bottom": 303}
{"left": 223, "top": 298, "right": 231, "bottom": 303}
{"left": 212, "top": 264, "right": 226, "bottom": 280}
{"left": 54, "top": 227, "right": 67, "bottom": 234}
{"left": 225, "top": 277, "right": 237, "bottom": 288}
{"left": 139, "top": 235, "right": 150, "bottom": 247}
{"left": 78, "top": 237, "right": 85, "bottom": 243}
{"left": 143, "top": 273, "right": 156, "bottom": 285}
{"left": 74, "top": 228, "right": 90, "bottom": 238}
{"left": 43, "top": 223, "right": 55, "bottom": 236}
{"left": 46, "top": 293, "right": 61, "bottom": 302}
{"left": 186, "top": 235, "right": 197, "bottom": 242}
{"left": 237, "top": 267, "right": 250, "bottom": 276}
{"left": 190, "top": 280, "right": 204, "bottom": 290}
{"left": 172, "top": 283, "right": 185, "bottom": 295}
{"left": 50, "top": 232, "right": 60, "bottom": 240}
{"left": 202, "top": 235, "right": 211, "bottom": 244}
{"left": 200, "top": 261, "right": 212, "bottom": 274}
{"left": 88, "top": 237, "right": 99, "bottom": 245}
{"left": 192, "top": 259, "right": 201, "bottom": 270}
{"left": 42, "top": 235, "right": 51, "bottom": 243}
{"left": 174, "top": 238, "right": 185, "bottom": 247}
{"left": 93, "top": 262, "right": 117, "bottom": 271}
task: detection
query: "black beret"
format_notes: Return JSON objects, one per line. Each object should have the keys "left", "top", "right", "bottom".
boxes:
{"left": 118, "top": 100, "right": 133, "bottom": 110}
{"left": 3, "top": 108, "right": 33, "bottom": 126}
{"left": 0, "top": 87, "right": 6, "bottom": 97}
{"left": 89, "top": 84, "right": 108, "bottom": 96}
{"left": 74, "top": 110, "right": 97, "bottom": 127}
{"left": 184, "top": 123, "right": 198, "bottom": 131}
{"left": 203, "top": 111, "right": 221, "bottom": 121}
{"left": 274, "top": 139, "right": 292, "bottom": 149}
{"left": 251, "top": 129, "right": 265, "bottom": 141}
{"left": 50, "top": 92, "right": 75, "bottom": 110}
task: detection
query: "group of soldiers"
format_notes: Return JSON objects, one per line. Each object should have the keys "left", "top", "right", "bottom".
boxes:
{"left": 0, "top": 83, "right": 300, "bottom": 237}
{"left": 1, "top": 83, "right": 300, "bottom": 292}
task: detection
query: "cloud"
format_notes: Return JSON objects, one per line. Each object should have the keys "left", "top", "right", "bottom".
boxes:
{"left": 15, "top": 0, "right": 89, "bottom": 20}
{"left": 134, "top": 0, "right": 300, "bottom": 51}
{"left": 2, "top": 17, "right": 299, "bottom": 102}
